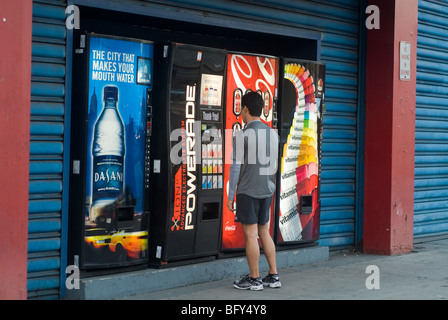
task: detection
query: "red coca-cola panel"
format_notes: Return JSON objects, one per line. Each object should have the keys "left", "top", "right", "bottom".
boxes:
{"left": 221, "top": 53, "right": 278, "bottom": 250}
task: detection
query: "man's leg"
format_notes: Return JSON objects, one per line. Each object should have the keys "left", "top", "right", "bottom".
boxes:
{"left": 241, "top": 223, "right": 260, "bottom": 279}
{"left": 258, "top": 222, "right": 277, "bottom": 275}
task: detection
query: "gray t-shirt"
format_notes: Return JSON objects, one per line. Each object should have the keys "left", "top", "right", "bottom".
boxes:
{"left": 228, "top": 120, "right": 279, "bottom": 200}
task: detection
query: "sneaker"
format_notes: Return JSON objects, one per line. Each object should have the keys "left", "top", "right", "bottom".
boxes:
{"left": 233, "top": 274, "right": 263, "bottom": 291}
{"left": 262, "top": 273, "right": 281, "bottom": 288}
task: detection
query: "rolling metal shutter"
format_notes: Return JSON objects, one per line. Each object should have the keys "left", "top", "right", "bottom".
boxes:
{"left": 301, "top": 1, "right": 361, "bottom": 248}
{"left": 29, "top": 0, "right": 67, "bottom": 299}
{"left": 414, "top": 0, "right": 448, "bottom": 240}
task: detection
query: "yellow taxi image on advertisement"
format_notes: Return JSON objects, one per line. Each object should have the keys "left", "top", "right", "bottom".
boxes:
{"left": 84, "top": 228, "right": 111, "bottom": 249}
{"left": 109, "top": 230, "right": 148, "bottom": 259}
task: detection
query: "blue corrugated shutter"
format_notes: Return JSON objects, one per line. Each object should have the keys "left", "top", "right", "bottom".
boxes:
{"left": 132, "top": 0, "right": 361, "bottom": 248}
{"left": 415, "top": 0, "right": 448, "bottom": 239}
{"left": 29, "top": 0, "right": 67, "bottom": 299}
{"left": 307, "top": 1, "right": 360, "bottom": 248}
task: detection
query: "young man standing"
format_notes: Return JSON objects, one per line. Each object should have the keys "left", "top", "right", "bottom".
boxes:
{"left": 227, "top": 91, "right": 281, "bottom": 291}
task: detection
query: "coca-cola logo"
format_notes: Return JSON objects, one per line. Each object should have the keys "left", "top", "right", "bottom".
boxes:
{"left": 225, "top": 223, "right": 236, "bottom": 231}
{"left": 230, "top": 54, "right": 276, "bottom": 121}
{"left": 256, "top": 56, "right": 276, "bottom": 86}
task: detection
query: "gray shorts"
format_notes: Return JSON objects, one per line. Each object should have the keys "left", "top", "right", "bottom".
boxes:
{"left": 236, "top": 193, "right": 272, "bottom": 225}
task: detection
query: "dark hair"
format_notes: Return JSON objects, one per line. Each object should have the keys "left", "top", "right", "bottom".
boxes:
{"left": 241, "top": 91, "right": 263, "bottom": 117}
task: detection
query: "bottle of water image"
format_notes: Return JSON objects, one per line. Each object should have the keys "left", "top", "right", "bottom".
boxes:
{"left": 90, "top": 85, "right": 125, "bottom": 225}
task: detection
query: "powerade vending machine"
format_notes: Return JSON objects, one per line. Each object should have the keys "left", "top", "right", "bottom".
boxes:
{"left": 276, "top": 59, "right": 325, "bottom": 245}
{"left": 69, "top": 34, "right": 153, "bottom": 269}
{"left": 149, "top": 43, "right": 227, "bottom": 266}
{"left": 221, "top": 53, "right": 279, "bottom": 252}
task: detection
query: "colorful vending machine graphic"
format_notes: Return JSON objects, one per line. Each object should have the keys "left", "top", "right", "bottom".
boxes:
{"left": 71, "top": 34, "right": 153, "bottom": 269}
{"left": 277, "top": 59, "right": 325, "bottom": 244}
{"left": 221, "top": 53, "right": 279, "bottom": 251}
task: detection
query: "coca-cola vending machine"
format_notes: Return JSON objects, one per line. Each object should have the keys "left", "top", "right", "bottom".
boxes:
{"left": 221, "top": 53, "right": 279, "bottom": 252}
{"left": 276, "top": 59, "right": 325, "bottom": 245}
{"left": 69, "top": 33, "right": 153, "bottom": 269}
{"left": 148, "top": 43, "right": 227, "bottom": 266}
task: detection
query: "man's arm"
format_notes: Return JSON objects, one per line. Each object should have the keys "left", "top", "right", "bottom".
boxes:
{"left": 228, "top": 162, "right": 241, "bottom": 201}
{"left": 227, "top": 134, "right": 242, "bottom": 211}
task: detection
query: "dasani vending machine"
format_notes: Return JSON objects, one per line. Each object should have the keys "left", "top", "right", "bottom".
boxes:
{"left": 69, "top": 34, "right": 153, "bottom": 269}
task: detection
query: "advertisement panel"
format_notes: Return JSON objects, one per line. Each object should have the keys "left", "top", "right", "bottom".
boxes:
{"left": 222, "top": 53, "right": 279, "bottom": 250}
{"left": 82, "top": 35, "right": 153, "bottom": 267}
{"left": 149, "top": 43, "right": 227, "bottom": 263}
{"left": 278, "top": 60, "right": 325, "bottom": 244}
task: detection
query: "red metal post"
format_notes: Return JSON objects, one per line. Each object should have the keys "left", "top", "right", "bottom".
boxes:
{"left": 0, "top": 0, "right": 33, "bottom": 299}
{"left": 363, "top": 0, "right": 418, "bottom": 255}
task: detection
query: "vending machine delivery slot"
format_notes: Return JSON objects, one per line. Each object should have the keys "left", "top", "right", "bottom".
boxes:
{"left": 201, "top": 201, "right": 220, "bottom": 220}
{"left": 299, "top": 195, "right": 313, "bottom": 215}
{"left": 194, "top": 197, "right": 222, "bottom": 254}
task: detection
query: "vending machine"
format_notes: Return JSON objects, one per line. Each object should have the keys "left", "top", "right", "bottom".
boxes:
{"left": 148, "top": 43, "right": 227, "bottom": 266}
{"left": 276, "top": 59, "right": 325, "bottom": 245}
{"left": 221, "top": 53, "right": 279, "bottom": 252}
{"left": 69, "top": 34, "right": 153, "bottom": 269}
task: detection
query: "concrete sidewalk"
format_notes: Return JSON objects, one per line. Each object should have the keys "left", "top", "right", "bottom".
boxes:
{"left": 68, "top": 244, "right": 328, "bottom": 300}
{"left": 120, "top": 238, "right": 448, "bottom": 300}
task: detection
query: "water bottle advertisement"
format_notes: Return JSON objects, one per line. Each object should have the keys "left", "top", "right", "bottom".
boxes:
{"left": 83, "top": 35, "right": 153, "bottom": 267}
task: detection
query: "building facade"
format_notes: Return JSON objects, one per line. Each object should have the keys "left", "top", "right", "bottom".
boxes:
{"left": 0, "top": 0, "right": 447, "bottom": 300}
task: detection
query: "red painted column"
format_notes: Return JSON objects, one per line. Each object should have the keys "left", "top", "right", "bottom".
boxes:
{"left": 363, "top": 0, "right": 418, "bottom": 255}
{"left": 0, "top": 0, "right": 32, "bottom": 299}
